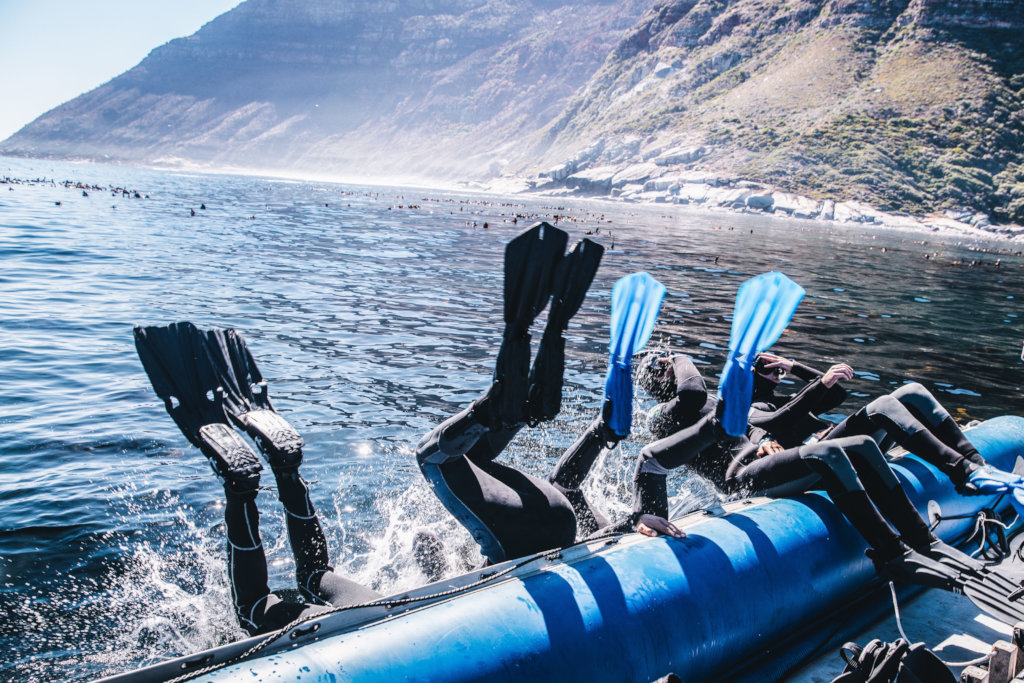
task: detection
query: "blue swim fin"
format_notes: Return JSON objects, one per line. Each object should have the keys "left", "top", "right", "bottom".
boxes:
{"left": 603, "top": 272, "right": 667, "bottom": 437}
{"left": 968, "top": 466, "right": 1024, "bottom": 518}
{"left": 718, "top": 272, "right": 805, "bottom": 436}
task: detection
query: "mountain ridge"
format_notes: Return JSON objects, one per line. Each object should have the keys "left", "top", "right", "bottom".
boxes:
{"left": 3, "top": 0, "right": 1023, "bottom": 225}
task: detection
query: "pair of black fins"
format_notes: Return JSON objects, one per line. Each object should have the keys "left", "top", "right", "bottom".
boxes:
{"left": 488, "top": 221, "right": 604, "bottom": 428}
{"left": 881, "top": 538, "right": 1024, "bottom": 625}
{"left": 135, "top": 221, "right": 604, "bottom": 477}
{"left": 134, "top": 322, "right": 302, "bottom": 484}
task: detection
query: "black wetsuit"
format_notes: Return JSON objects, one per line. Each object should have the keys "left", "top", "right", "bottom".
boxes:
{"left": 634, "top": 406, "right": 936, "bottom": 560}
{"left": 749, "top": 359, "right": 985, "bottom": 487}
{"left": 416, "top": 397, "right": 627, "bottom": 564}
{"left": 225, "top": 463, "right": 381, "bottom": 635}
{"left": 634, "top": 355, "right": 938, "bottom": 561}
{"left": 747, "top": 360, "right": 847, "bottom": 448}
{"left": 822, "top": 382, "right": 986, "bottom": 487}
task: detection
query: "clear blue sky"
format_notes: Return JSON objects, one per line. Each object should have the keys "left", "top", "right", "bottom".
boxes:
{"left": 0, "top": 1, "right": 243, "bottom": 141}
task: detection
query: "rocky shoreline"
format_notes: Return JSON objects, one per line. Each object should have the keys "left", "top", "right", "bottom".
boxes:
{"left": 483, "top": 147, "right": 1024, "bottom": 243}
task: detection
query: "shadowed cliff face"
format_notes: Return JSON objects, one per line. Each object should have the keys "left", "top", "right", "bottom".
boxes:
{"left": 3, "top": 0, "right": 1023, "bottom": 222}
{"left": 1, "top": 0, "right": 649, "bottom": 180}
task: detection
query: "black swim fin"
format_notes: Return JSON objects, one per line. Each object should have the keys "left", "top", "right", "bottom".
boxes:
{"left": 923, "top": 539, "right": 1024, "bottom": 596}
{"left": 877, "top": 549, "right": 961, "bottom": 593}
{"left": 527, "top": 238, "right": 604, "bottom": 423}
{"left": 203, "top": 328, "right": 304, "bottom": 469}
{"left": 134, "top": 322, "right": 262, "bottom": 490}
{"left": 882, "top": 545, "right": 1024, "bottom": 624}
{"left": 487, "top": 222, "right": 568, "bottom": 428}
{"left": 962, "top": 579, "right": 1024, "bottom": 625}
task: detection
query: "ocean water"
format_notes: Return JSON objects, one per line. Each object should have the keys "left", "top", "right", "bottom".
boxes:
{"left": 1, "top": 155, "right": 1022, "bottom": 680}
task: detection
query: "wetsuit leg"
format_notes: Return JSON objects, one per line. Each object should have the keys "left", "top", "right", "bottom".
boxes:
{"left": 834, "top": 435, "right": 936, "bottom": 551}
{"left": 631, "top": 413, "right": 722, "bottom": 520}
{"left": 224, "top": 486, "right": 328, "bottom": 634}
{"left": 731, "top": 441, "right": 906, "bottom": 561}
{"left": 549, "top": 418, "right": 620, "bottom": 535}
{"left": 417, "top": 397, "right": 576, "bottom": 564}
{"left": 272, "top": 466, "right": 382, "bottom": 606}
{"left": 830, "top": 395, "right": 975, "bottom": 485}
{"left": 889, "top": 383, "right": 986, "bottom": 467}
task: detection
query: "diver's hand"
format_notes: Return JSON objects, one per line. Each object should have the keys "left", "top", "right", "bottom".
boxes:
{"left": 758, "top": 352, "right": 793, "bottom": 372}
{"left": 636, "top": 514, "right": 684, "bottom": 539}
{"left": 822, "top": 363, "right": 853, "bottom": 388}
{"left": 757, "top": 440, "right": 784, "bottom": 457}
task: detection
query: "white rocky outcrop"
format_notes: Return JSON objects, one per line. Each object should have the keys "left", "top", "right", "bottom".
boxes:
{"left": 654, "top": 145, "right": 707, "bottom": 166}
{"left": 611, "top": 163, "right": 661, "bottom": 189}
{"left": 510, "top": 158, "right": 1023, "bottom": 242}
{"left": 746, "top": 193, "right": 774, "bottom": 210}
{"left": 772, "top": 192, "right": 821, "bottom": 218}
{"left": 819, "top": 200, "right": 835, "bottom": 221}
{"left": 564, "top": 165, "right": 619, "bottom": 193}
{"left": 540, "top": 161, "right": 576, "bottom": 181}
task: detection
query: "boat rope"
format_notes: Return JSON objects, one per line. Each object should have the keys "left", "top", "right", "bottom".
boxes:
{"left": 887, "top": 581, "right": 989, "bottom": 669}
{"left": 888, "top": 582, "right": 911, "bottom": 644}
{"left": 928, "top": 501, "right": 1012, "bottom": 560}
{"left": 164, "top": 540, "right": 610, "bottom": 682}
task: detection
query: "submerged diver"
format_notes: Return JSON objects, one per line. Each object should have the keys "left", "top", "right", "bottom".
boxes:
{"left": 416, "top": 224, "right": 679, "bottom": 570}
{"left": 135, "top": 323, "right": 381, "bottom": 635}
{"left": 748, "top": 352, "right": 988, "bottom": 492}
{"left": 631, "top": 354, "right": 1024, "bottom": 621}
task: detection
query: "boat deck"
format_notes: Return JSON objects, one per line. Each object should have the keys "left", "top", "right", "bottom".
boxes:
{"left": 793, "top": 585, "right": 1015, "bottom": 680}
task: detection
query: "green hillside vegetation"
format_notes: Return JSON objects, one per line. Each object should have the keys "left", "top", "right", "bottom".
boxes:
{"left": 537, "top": 0, "right": 1024, "bottom": 223}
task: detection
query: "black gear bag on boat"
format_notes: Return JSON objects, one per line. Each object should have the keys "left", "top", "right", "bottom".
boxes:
{"left": 830, "top": 638, "right": 955, "bottom": 683}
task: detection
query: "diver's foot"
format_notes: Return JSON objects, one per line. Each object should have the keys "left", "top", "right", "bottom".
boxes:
{"left": 197, "top": 423, "right": 262, "bottom": 492}
{"left": 413, "top": 530, "right": 449, "bottom": 583}
{"left": 235, "top": 408, "right": 304, "bottom": 469}
{"left": 489, "top": 331, "right": 533, "bottom": 428}
{"left": 874, "top": 547, "right": 961, "bottom": 592}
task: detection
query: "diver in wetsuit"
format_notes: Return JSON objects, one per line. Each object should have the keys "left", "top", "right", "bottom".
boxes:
{"left": 631, "top": 354, "right": 963, "bottom": 584}
{"left": 135, "top": 323, "right": 381, "bottom": 635}
{"left": 416, "top": 226, "right": 679, "bottom": 569}
{"left": 746, "top": 351, "right": 851, "bottom": 448}
{"left": 748, "top": 352, "right": 988, "bottom": 492}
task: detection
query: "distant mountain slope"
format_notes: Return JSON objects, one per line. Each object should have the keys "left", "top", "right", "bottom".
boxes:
{"left": 0, "top": 0, "right": 649, "bottom": 180}
{"left": 532, "top": 0, "right": 1024, "bottom": 222}
{"left": 4, "top": 0, "right": 1023, "bottom": 223}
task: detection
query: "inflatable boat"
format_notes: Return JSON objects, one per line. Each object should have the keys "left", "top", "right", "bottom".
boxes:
{"left": 102, "top": 416, "right": 1024, "bottom": 683}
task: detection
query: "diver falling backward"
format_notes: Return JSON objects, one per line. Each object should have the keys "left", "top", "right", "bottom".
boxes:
{"left": 632, "top": 351, "right": 1024, "bottom": 623}
{"left": 416, "top": 223, "right": 679, "bottom": 568}
{"left": 135, "top": 323, "right": 381, "bottom": 635}
{"left": 748, "top": 351, "right": 989, "bottom": 492}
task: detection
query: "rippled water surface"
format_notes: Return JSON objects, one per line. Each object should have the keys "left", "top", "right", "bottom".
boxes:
{"left": 2, "top": 156, "right": 1023, "bottom": 680}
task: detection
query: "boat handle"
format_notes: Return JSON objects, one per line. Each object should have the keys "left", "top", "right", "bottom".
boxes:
{"left": 289, "top": 623, "right": 322, "bottom": 640}
{"left": 179, "top": 653, "right": 215, "bottom": 670}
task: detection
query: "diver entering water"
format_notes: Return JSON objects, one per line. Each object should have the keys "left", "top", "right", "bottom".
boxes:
{"left": 747, "top": 352, "right": 989, "bottom": 491}
{"left": 135, "top": 322, "right": 381, "bottom": 635}
{"left": 632, "top": 354, "right": 1024, "bottom": 623}
{"left": 416, "top": 223, "right": 679, "bottom": 570}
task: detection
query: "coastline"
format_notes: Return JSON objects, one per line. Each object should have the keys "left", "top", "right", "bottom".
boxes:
{"left": 4, "top": 151, "right": 1023, "bottom": 246}
{"left": 481, "top": 170, "right": 1024, "bottom": 245}
{"left": 481, "top": 174, "right": 1024, "bottom": 245}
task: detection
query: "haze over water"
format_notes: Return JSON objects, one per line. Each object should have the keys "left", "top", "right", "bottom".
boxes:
{"left": 1, "top": 156, "right": 1022, "bottom": 680}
